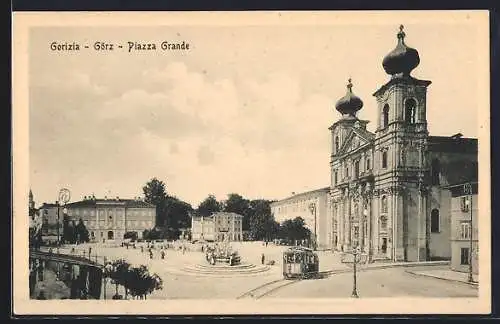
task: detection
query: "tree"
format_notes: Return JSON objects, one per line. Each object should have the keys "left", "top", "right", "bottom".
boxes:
{"left": 104, "top": 259, "right": 132, "bottom": 299}
{"left": 62, "top": 215, "right": 74, "bottom": 244}
{"left": 279, "top": 217, "right": 311, "bottom": 244}
{"left": 75, "top": 218, "right": 90, "bottom": 243}
{"left": 163, "top": 196, "right": 193, "bottom": 233}
{"left": 197, "top": 195, "right": 222, "bottom": 217}
{"left": 143, "top": 178, "right": 168, "bottom": 225}
{"left": 124, "top": 231, "right": 138, "bottom": 240}
{"left": 223, "top": 193, "right": 251, "bottom": 230}
{"left": 248, "top": 199, "right": 277, "bottom": 241}
{"left": 126, "top": 265, "right": 163, "bottom": 300}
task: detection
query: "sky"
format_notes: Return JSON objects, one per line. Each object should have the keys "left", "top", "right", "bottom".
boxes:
{"left": 28, "top": 20, "right": 481, "bottom": 208}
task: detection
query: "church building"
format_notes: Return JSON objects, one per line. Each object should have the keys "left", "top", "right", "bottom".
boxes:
{"left": 328, "top": 25, "right": 478, "bottom": 262}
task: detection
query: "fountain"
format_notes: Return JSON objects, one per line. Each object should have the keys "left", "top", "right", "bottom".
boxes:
{"left": 166, "top": 236, "right": 271, "bottom": 277}
{"left": 205, "top": 238, "right": 241, "bottom": 266}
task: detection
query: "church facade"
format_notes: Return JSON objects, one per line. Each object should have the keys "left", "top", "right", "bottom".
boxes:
{"left": 328, "top": 26, "right": 478, "bottom": 262}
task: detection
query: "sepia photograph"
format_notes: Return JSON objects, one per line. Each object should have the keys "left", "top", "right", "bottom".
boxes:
{"left": 12, "top": 10, "right": 490, "bottom": 315}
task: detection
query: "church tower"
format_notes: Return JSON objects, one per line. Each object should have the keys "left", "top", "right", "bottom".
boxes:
{"left": 373, "top": 25, "right": 432, "bottom": 261}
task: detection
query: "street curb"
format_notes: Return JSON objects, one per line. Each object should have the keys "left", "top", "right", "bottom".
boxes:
{"left": 321, "top": 260, "right": 449, "bottom": 276}
{"left": 404, "top": 270, "right": 479, "bottom": 287}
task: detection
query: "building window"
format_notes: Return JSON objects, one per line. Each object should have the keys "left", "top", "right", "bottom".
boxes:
{"left": 460, "top": 197, "right": 470, "bottom": 212}
{"left": 381, "top": 196, "right": 388, "bottom": 213}
{"left": 354, "top": 160, "right": 360, "bottom": 178}
{"left": 405, "top": 98, "right": 417, "bottom": 124}
{"left": 382, "top": 104, "right": 390, "bottom": 128}
{"left": 460, "top": 221, "right": 471, "bottom": 239}
{"left": 430, "top": 209, "right": 440, "bottom": 233}
{"left": 431, "top": 159, "right": 441, "bottom": 185}
{"left": 334, "top": 171, "right": 338, "bottom": 184}
{"left": 382, "top": 151, "right": 388, "bottom": 169}
{"left": 335, "top": 136, "right": 339, "bottom": 153}
{"left": 461, "top": 248, "right": 470, "bottom": 265}
{"left": 366, "top": 158, "right": 371, "bottom": 170}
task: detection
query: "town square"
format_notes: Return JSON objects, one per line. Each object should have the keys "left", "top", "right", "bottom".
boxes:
{"left": 17, "top": 11, "right": 488, "bottom": 314}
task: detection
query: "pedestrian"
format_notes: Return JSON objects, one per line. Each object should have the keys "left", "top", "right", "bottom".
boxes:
{"left": 261, "top": 253, "right": 265, "bottom": 265}
{"left": 161, "top": 251, "right": 165, "bottom": 260}
{"left": 150, "top": 251, "right": 153, "bottom": 259}
{"left": 141, "top": 246, "right": 144, "bottom": 253}
{"left": 89, "top": 247, "right": 92, "bottom": 258}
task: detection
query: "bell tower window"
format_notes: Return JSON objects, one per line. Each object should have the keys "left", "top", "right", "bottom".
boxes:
{"left": 405, "top": 98, "right": 417, "bottom": 124}
{"left": 335, "top": 136, "right": 339, "bottom": 153}
{"left": 382, "top": 151, "right": 388, "bottom": 169}
{"left": 382, "top": 104, "right": 390, "bottom": 128}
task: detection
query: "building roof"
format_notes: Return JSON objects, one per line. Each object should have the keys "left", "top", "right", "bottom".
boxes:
{"left": 428, "top": 136, "right": 478, "bottom": 153}
{"left": 64, "top": 198, "right": 155, "bottom": 208}
{"left": 442, "top": 160, "right": 478, "bottom": 187}
{"left": 271, "top": 187, "right": 330, "bottom": 206}
{"left": 40, "top": 203, "right": 58, "bottom": 208}
{"left": 191, "top": 211, "right": 244, "bottom": 219}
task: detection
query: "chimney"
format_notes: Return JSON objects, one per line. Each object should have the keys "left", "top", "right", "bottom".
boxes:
{"left": 116, "top": 196, "right": 119, "bottom": 201}
{"left": 291, "top": 192, "right": 296, "bottom": 196}
{"left": 104, "top": 196, "right": 107, "bottom": 200}
{"left": 84, "top": 196, "right": 87, "bottom": 200}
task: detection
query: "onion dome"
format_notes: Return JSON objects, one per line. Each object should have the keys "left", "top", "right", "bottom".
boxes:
{"left": 382, "top": 25, "right": 420, "bottom": 77}
{"left": 335, "top": 78, "right": 363, "bottom": 116}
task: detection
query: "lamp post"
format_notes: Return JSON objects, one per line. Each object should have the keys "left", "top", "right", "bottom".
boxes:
{"left": 363, "top": 207, "right": 370, "bottom": 262}
{"left": 308, "top": 202, "right": 317, "bottom": 251}
{"left": 351, "top": 244, "right": 361, "bottom": 298}
{"left": 57, "top": 188, "right": 71, "bottom": 246}
{"left": 56, "top": 200, "right": 61, "bottom": 246}
{"left": 464, "top": 183, "right": 474, "bottom": 283}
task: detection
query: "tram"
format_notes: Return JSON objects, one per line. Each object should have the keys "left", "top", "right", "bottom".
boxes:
{"left": 282, "top": 246, "right": 319, "bottom": 279}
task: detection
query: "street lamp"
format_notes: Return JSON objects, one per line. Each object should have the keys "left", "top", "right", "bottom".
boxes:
{"left": 363, "top": 208, "right": 370, "bottom": 262}
{"left": 308, "top": 203, "right": 317, "bottom": 251}
{"left": 351, "top": 244, "right": 361, "bottom": 298}
{"left": 56, "top": 200, "right": 61, "bottom": 247}
{"left": 464, "top": 183, "right": 474, "bottom": 283}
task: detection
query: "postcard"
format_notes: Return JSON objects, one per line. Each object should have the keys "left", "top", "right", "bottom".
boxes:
{"left": 12, "top": 10, "right": 490, "bottom": 315}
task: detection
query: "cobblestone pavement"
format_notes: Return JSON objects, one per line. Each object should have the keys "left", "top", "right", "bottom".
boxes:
{"left": 263, "top": 266, "right": 479, "bottom": 299}
{"left": 54, "top": 243, "right": 472, "bottom": 299}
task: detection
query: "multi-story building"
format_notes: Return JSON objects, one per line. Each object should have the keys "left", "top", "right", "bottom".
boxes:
{"left": 446, "top": 180, "right": 479, "bottom": 274}
{"left": 191, "top": 212, "right": 243, "bottom": 242}
{"left": 270, "top": 187, "right": 330, "bottom": 250}
{"left": 39, "top": 196, "right": 156, "bottom": 241}
{"left": 328, "top": 25, "right": 478, "bottom": 262}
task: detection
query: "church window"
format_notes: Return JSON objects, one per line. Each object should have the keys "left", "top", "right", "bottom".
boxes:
{"left": 405, "top": 98, "right": 417, "bottom": 124}
{"left": 335, "top": 136, "right": 339, "bottom": 153}
{"left": 354, "top": 160, "right": 360, "bottom": 177}
{"left": 383, "top": 104, "right": 390, "bottom": 128}
{"left": 366, "top": 158, "right": 371, "bottom": 170}
{"left": 431, "top": 159, "right": 441, "bottom": 185}
{"left": 431, "top": 209, "right": 440, "bottom": 233}
{"left": 381, "top": 196, "right": 388, "bottom": 213}
{"left": 334, "top": 171, "right": 338, "bottom": 184}
{"left": 382, "top": 151, "right": 388, "bottom": 168}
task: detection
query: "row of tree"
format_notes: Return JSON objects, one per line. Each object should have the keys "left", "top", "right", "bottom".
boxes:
{"left": 103, "top": 259, "right": 163, "bottom": 300}
{"left": 142, "top": 178, "right": 311, "bottom": 243}
{"left": 61, "top": 217, "right": 90, "bottom": 244}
